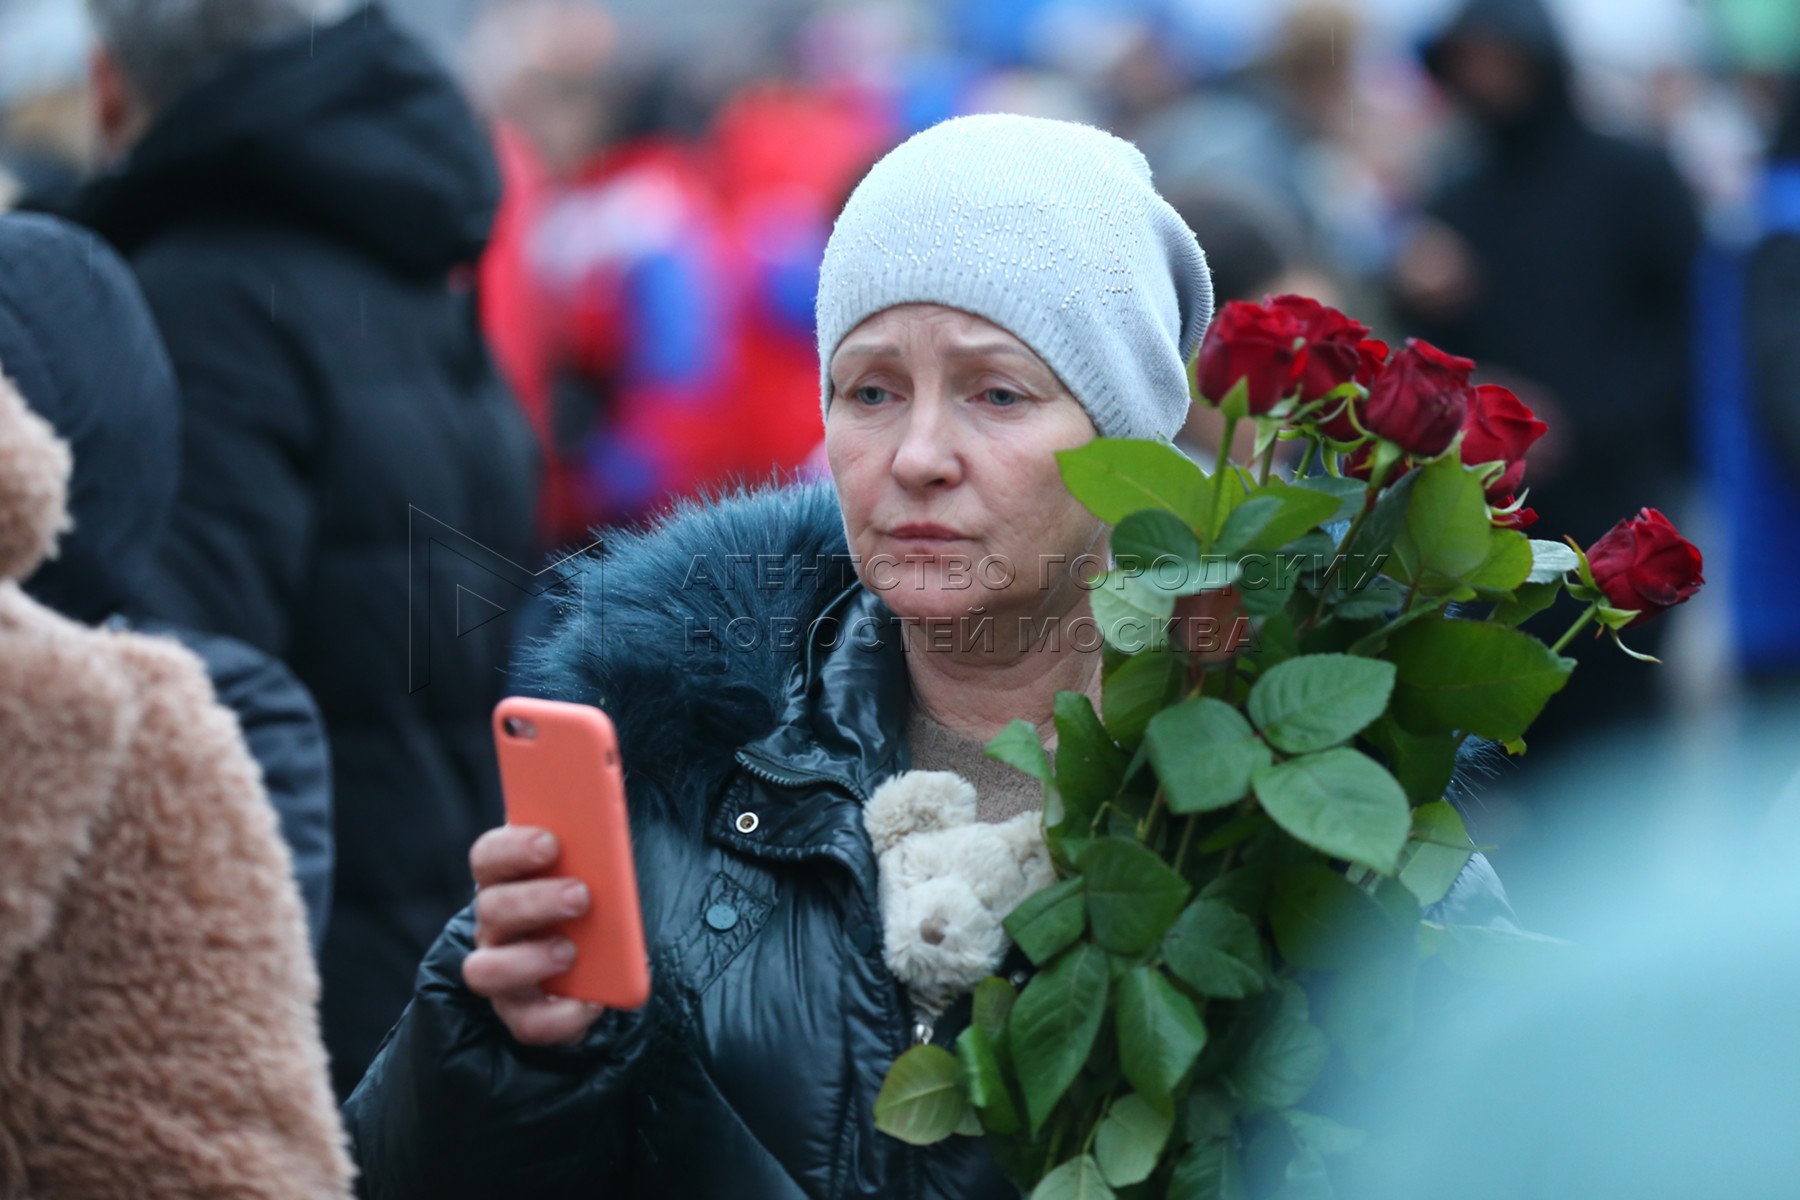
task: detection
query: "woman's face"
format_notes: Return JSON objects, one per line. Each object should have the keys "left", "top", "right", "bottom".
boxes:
{"left": 826, "top": 304, "right": 1106, "bottom": 630}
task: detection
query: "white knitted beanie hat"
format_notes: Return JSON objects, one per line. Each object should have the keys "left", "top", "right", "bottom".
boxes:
{"left": 816, "top": 113, "right": 1213, "bottom": 442}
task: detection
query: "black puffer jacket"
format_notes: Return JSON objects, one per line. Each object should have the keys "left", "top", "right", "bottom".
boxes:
{"left": 68, "top": 5, "right": 540, "bottom": 1095}
{"left": 343, "top": 481, "right": 1512, "bottom": 1199}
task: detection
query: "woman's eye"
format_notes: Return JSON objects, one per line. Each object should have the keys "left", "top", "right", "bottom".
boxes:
{"left": 984, "top": 388, "right": 1023, "bottom": 407}
{"left": 855, "top": 386, "right": 890, "bottom": 406}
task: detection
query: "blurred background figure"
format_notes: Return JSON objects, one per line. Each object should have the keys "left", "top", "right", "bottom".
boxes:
{"left": 1394, "top": 0, "right": 1703, "bottom": 754}
{"left": 1693, "top": 76, "right": 1800, "bottom": 705}
{"left": 0, "top": 0, "right": 93, "bottom": 209}
{"left": 467, "top": 0, "right": 883, "bottom": 549}
{"left": 0, "top": 211, "right": 335, "bottom": 956}
{"left": 64, "top": 0, "right": 539, "bottom": 1098}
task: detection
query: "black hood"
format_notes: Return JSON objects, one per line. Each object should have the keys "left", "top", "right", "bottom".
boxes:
{"left": 0, "top": 213, "right": 180, "bottom": 623}
{"left": 1421, "top": 0, "right": 1576, "bottom": 135}
{"left": 73, "top": 4, "right": 499, "bottom": 279}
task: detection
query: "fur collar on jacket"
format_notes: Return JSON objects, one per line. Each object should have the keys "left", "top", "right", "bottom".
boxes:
{"left": 511, "top": 478, "right": 861, "bottom": 834}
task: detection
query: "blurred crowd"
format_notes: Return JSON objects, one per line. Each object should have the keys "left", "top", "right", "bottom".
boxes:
{"left": 1, "top": 0, "right": 1798, "bottom": 1164}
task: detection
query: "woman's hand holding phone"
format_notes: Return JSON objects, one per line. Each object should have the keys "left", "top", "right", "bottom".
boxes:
{"left": 463, "top": 825, "right": 607, "bottom": 1046}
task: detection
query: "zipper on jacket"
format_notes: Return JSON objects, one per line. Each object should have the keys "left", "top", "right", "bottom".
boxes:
{"left": 733, "top": 748, "right": 870, "bottom": 803}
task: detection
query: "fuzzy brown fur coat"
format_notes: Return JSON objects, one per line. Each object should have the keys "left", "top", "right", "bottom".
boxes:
{"left": 0, "top": 375, "right": 352, "bottom": 1197}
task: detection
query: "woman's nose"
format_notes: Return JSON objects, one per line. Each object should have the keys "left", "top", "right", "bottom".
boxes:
{"left": 890, "top": 393, "right": 963, "bottom": 490}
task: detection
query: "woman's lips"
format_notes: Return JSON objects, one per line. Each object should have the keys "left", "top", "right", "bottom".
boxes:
{"left": 886, "top": 523, "right": 967, "bottom": 542}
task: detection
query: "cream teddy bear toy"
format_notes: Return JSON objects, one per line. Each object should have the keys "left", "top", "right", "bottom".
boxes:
{"left": 864, "top": 770, "right": 1057, "bottom": 1023}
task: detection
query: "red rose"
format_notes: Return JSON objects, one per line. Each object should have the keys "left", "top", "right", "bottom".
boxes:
{"left": 1316, "top": 338, "right": 1388, "bottom": 442}
{"left": 1460, "top": 383, "right": 1548, "bottom": 501}
{"left": 1354, "top": 338, "right": 1389, "bottom": 387}
{"left": 1586, "top": 508, "right": 1705, "bottom": 626}
{"left": 1268, "top": 295, "right": 1368, "bottom": 404}
{"left": 1196, "top": 300, "right": 1305, "bottom": 415}
{"left": 1363, "top": 338, "right": 1475, "bottom": 458}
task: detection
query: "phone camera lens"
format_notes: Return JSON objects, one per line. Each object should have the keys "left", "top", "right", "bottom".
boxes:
{"left": 503, "top": 716, "right": 536, "bottom": 739}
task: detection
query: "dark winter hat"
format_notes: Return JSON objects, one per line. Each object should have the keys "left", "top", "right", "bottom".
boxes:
{"left": 0, "top": 212, "right": 181, "bottom": 622}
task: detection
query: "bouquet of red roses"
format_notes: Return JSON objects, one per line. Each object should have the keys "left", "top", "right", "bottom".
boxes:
{"left": 874, "top": 295, "right": 1704, "bottom": 1198}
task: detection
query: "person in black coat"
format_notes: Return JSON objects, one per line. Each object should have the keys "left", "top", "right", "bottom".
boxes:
{"left": 0, "top": 210, "right": 335, "bottom": 952}
{"left": 1392, "top": 0, "right": 1703, "bottom": 751}
{"left": 68, "top": 1, "right": 540, "bottom": 1096}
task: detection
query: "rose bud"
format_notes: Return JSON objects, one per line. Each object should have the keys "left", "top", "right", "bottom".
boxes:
{"left": 1268, "top": 295, "right": 1369, "bottom": 404}
{"left": 1169, "top": 586, "right": 1251, "bottom": 664}
{"left": 1491, "top": 499, "right": 1538, "bottom": 530}
{"left": 1196, "top": 300, "right": 1306, "bottom": 415}
{"left": 1363, "top": 338, "right": 1475, "bottom": 458}
{"left": 1461, "top": 383, "right": 1548, "bottom": 501}
{"left": 1317, "top": 338, "right": 1388, "bottom": 442}
{"left": 1343, "top": 441, "right": 1412, "bottom": 485}
{"left": 1586, "top": 507, "right": 1705, "bottom": 626}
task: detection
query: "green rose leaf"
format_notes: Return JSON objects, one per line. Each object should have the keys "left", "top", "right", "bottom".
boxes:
{"left": 1115, "top": 967, "right": 1208, "bottom": 1102}
{"left": 1055, "top": 691, "right": 1131, "bottom": 824}
{"left": 1102, "top": 650, "right": 1183, "bottom": 746}
{"left": 1012, "top": 942, "right": 1111, "bottom": 1134}
{"left": 1163, "top": 898, "right": 1268, "bottom": 999}
{"left": 1291, "top": 474, "right": 1366, "bottom": 525}
{"left": 1234, "top": 543, "right": 1309, "bottom": 617}
{"left": 1492, "top": 579, "right": 1562, "bottom": 628}
{"left": 1390, "top": 456, "right": 1496, "bottom": 590}
{"left": 1330, "top": 574, "right": 1405, "bottom": 620}
{"left": 1359, "top": 715, "right": 1458, "bottom": 805}
{"left": 1231, "top": 481, "right": 1344, "bottom": 552}
{"left": 1057, "top": 438, "right": 1210, "bottom": 530}
{"left": 1004, "top": 878, "right": 1087, "bottom": 966}
{"left": 1252, "top": 748, "right": 1411, "bottom": 875}
{"left": 1082, "top": 840, "right": 1192, "bottom": 955}
{"left": 971, "top": 976, "right": 1018, "bottom": 1040}
{"left": 1398, "top": 800, "right": 1475, "bottom": 907}
{"left": 1095, "top": 1093, "right": 1175, "bottom": 1187}
{"left": 986, "top": 719, "right": 1052, "bottom": 782}
{"left": 1464, "top": 527, "right": 1534, "bottom": 597}
{"left": 1267, "top": 862, "right": 1397, "bottom": 971}
{"left": 1029, "top": 1154, "right": 1116, "bottom": 1200}
{"left": 874, "top": 1044, "right": 966, "bottom": 1145}
{"left": 1343, "top": 469, "right": 1418, "bottom": 563}
{"left": 1114, "top": 508, "right": 1206, "bottom": 576}
{"left": 1215, "top": 494, "right": 1285, "bottom": 556}
{"left": 1526, "top": 538, "right": 1580, "bottom": 584}
{"left": 1168, "top": 1138, "right": 1247, "bottom": 1200}
{"left": 955, "top": 1024, "right": 1021, "bottom": 1135}
{"left": 1228, "top": 1010, "right": 1330, "bottom": 1112}
{"left": 1386, "top": 618, "right": 1576, "bottom": 742}
{"left": 1090, "top": 570, "right": 1178, "bottom": 653}
{"left": 1247, "top": 653, "right": 1396, "bottom": 754}
{"left": 1145, "top": 698, "right": 1274, "bottom": 814}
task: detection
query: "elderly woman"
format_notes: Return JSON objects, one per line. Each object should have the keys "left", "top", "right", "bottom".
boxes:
{"left": 343, "top": 114, "right": 1502, "bottom": 1198}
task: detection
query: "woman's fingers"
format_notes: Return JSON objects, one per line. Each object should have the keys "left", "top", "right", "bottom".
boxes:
{"left": 492, "top": 992, "right": 606, "bottom": 1047}
{"left": 473, "top": 877, "right": 590, "bottom": 946}
{"left": 462, "top": 936, "right": 578, "bottom": 997}
{"left": 470, "top": 824, "right": 559, "bottom": 889}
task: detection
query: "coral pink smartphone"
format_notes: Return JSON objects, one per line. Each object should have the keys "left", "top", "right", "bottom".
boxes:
{"left": 493, "top": 696, "right": 650, "bottom": 1009}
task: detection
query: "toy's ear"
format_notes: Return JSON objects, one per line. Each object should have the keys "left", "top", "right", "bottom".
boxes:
{"left": 864, "top": 770, "right": 978, "bottom": 855}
